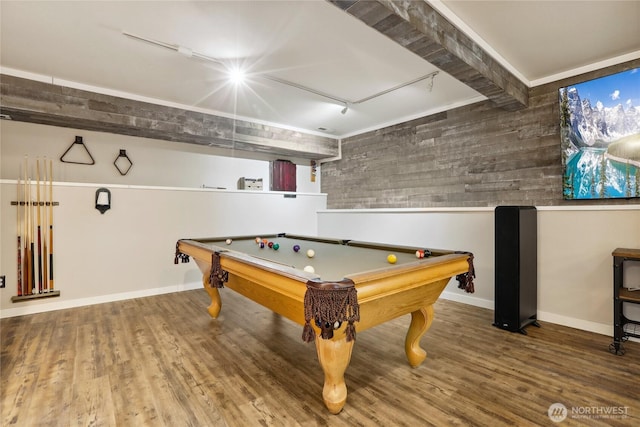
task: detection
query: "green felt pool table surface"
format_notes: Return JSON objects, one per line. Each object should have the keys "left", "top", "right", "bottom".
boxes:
{"left": 195, "top": 234, "right": 441, "bottom": 282}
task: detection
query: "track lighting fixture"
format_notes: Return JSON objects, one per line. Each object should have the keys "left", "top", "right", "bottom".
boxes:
{"left": 428, "top": 73, "right": 436, "bottom": 92}
{"left": 122, "top": 31, "right": 439, "bottom": 116}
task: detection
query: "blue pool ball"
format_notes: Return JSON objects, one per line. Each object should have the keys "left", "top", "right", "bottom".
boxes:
{"left": 273, "top": 243, "right": 280, "bottom": 250}
{"left": 293, "top": 245, "right": 300, "bottom": 252}
{"left": 259, "top": 242, "right": 265, "bottom": 248}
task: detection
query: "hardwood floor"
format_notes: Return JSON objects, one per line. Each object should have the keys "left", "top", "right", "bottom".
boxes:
{"left": 2, "top": 289, "right": 639, "bottom": 426}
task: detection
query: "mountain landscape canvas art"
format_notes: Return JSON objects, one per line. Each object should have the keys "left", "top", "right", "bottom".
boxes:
{"left": 560, "top": 68, "right": 640, "bottom": 200}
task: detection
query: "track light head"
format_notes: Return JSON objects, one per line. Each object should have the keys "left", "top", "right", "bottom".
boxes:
{"left": 228, "top": 67, "right": 246, "bottom": 85}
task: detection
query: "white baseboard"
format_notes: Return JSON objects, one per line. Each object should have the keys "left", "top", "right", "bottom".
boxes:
{"left": 441, "top": 290, "right": 494, "bottom": 309}
{"left": 0, "top": 281, "right": 202, "bottom": 319}
{"left": 537, "top": 310, "right": 611, "bottom": 337}
{"left": 440, "top": 290, "right": 613, "bottom": 337}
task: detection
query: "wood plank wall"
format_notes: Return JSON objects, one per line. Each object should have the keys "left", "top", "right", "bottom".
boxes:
{"left": 329, "top": 0, "right": 528, "bottom": 111}
{"left": 321, "top": 59, "right": 640, "bottom": 208}
{"left": 0, "top": 74, "right": 339, "bottom": 160}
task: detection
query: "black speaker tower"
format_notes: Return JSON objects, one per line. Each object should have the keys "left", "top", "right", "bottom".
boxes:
{"left": 493, "top": 206, "right": 540, "bottom": 334}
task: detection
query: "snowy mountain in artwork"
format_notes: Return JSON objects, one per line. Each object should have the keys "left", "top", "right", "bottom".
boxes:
{"left": 566, "top": 87, "right": 640, "bottom": 147}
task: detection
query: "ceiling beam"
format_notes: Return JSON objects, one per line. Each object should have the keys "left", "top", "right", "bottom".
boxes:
{"left": 329, "top": 0, "right": 529, "bottom": 111}
{"left": 0, "top": 74, "right": 339, "bottom": 160}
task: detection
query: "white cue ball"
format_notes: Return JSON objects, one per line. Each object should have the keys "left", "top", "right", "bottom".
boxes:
{"left": 306, "top": 249, "right": 315, "bottom": 258}
{"left": 225, "top": 239, "right": 232, "bottom": 245}
{"left": 303, "top": 265, "right": 315, "bottom": 273}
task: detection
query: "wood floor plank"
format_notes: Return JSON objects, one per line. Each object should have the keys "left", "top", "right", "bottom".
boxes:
{"left": 69, "top": 375, "right": 117, "bottom": 427}
{"left": 1, "top": 321, "right": 56, "bottom": 426}
{"left": 0, "top": 371, "right": 38, "bottom": 426}
{"left": 2, "top": 289, "right": 640, "bottom": 426}
{"left": 142, "top": 312, "right": 230, "bottom": 425}
{"left": 108, "top": 359, "right": 161, "bottom": 426}
{"left": 19, "top": 317, "right": 76, "bottom": 426}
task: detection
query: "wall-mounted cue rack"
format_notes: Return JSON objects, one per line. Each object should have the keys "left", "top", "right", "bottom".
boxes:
{"left": 10, "top": 158, "right": 61, "bottom": 302}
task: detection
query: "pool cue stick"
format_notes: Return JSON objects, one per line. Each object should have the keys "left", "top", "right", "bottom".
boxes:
{"left": 36, "top": 160, "right": 43, "bottom": 294}
{"left": 29, "top": 177, "right": 36, "bottom": 295}
{"left": 25, "top": 175, "right": 32, "bottom": 295}
{"left": 48, "top": 159, "right": 54, "bottom": 291}
{"left": 23, "top": 158, "right": 29, "bottom": 295}
{"left": 42, "top": 160, "right": 48, "bottom": 292}
{"left": 16, "top": 175, "right": 22, "bottom": 296}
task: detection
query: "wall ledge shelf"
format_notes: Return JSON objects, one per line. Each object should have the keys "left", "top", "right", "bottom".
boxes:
{"left": 318, "top": 205, "right": 640, "bottom": 214}
{"left": 0, "top": 179, "right": 326, "bottom": 197}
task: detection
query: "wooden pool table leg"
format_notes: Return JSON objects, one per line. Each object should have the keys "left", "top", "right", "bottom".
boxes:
{"left": 405, "top": 305, "right": 434, "bottom": 367}
{"left": 202, "top": 272, "right": 221, "bottom": 318}
{"left": 315, "top": 335, "right": 354, "bottom": 414}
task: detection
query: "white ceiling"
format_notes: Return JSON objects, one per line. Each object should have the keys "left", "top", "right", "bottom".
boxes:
{"left": 1, "top": 1, "right": 639, "bottom": 138}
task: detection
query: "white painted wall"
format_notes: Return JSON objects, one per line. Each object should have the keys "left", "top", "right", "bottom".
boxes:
{"left": 0, "top": 182, "right": 326, "bottom": 317}
{"left": 0, "top": 120, "right": 321, "bottom": 192}
{"left": 318, "top": 207, "right": 640, "bottom": 335}
{"left": 0, "top": 120, "right": 326, "bottom": 317}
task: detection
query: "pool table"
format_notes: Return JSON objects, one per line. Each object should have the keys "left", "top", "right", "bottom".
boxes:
{"left": 175, "top": 233, "right": 475, "bottom": 414}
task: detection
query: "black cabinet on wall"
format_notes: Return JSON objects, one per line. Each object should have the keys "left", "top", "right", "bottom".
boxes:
{"left": 493, "top": 206, "right": 540, "bottom": 334}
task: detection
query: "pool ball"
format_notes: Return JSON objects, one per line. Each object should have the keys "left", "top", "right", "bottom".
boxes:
{"left": 304, "top": 265, "right": 315, "bottom": 273}
{"left": 255, "top": 237, "right": 261, "bottom": 244}
{"left": 225, "top": 239, "right": 232, "bottom": 245}
{"left": 415, "top": 250, "right": 425, "bottom": 259}
{"left": 268, "top": 242, "right": 274, "bottom": 248}
{"left": 387, "top": 254, "right": 397, "bottom": 264}
{"left": 259, "top": 242, "right": 265, "bottom": 248}
{"left": 273, "top": 243, "right": 279, "bottom": 250}
{"left": 293, "top": 245, "right": 300, "bottom": 252}
{"left": 306, "top": 249, "right": 315, "bottom": 258}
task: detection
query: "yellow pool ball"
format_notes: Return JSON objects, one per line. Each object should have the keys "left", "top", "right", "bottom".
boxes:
{"left": 306, "top": 249, "right": 315, "bottom": 258}
{"left": 387, "top": 254, "right": 397, "bottom": 264}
